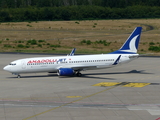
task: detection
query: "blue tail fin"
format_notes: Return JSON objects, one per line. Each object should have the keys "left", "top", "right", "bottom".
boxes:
{"left": 111, "top": 27, "right": 142, "bottom": 54}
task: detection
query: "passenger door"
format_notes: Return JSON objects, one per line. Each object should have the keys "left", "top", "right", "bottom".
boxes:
{"left": 21, "top": 60, "right": 26, "bottom": 69}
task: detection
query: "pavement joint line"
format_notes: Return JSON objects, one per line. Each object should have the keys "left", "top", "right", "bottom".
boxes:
{"left": 22, "top": 85, "right": 117, "bottom": 120}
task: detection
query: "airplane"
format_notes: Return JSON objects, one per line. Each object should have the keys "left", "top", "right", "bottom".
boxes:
{"left": 3, "top": 27, "right": 142, "bottom": 78}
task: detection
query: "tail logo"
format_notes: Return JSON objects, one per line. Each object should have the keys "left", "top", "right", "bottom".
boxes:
{"left": 120, "top": 35, "right": 139, "bottom": 53}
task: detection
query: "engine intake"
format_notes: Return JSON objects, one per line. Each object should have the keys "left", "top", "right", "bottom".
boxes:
{"left": 57, "top": 68, "right": 74, "bottom": 76}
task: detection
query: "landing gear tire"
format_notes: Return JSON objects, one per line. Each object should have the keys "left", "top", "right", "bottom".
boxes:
{"left": 17, "top": 75, "right": 21, "bottom": 78}
{"left": 76, "top": 72, "right": 82, "bottom": 77}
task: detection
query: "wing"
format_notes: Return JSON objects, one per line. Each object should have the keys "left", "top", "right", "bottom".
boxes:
{"left": 71, "top": 65, "right": 97, "bottom": 71}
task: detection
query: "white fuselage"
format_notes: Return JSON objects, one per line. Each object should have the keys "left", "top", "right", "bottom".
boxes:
{"left": 3, "top": 54, "right": 138, "bottom": 75}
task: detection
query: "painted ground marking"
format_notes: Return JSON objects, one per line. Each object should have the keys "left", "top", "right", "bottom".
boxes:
{"left": 92, "top": 82, "right": 120, "bottom": 87}
{"left": 93, "top": 82, "right": 151, "bottom": 88}
{"left": 123, "top": 83, "right": 150, "bottom": 87}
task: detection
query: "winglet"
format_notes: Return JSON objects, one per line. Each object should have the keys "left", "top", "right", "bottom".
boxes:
{"left": 69, "top": 48, "right": 76, "bottom": 56}
{"left": 113, "top": 55, "right": 121, "bottom": 65}
{"left": 110, "top": 27, "right": 142, "bottom": 54}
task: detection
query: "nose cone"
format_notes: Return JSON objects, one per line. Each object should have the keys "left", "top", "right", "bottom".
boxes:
{"left": 3, "top": 65, "right": 10, "bottom": 72}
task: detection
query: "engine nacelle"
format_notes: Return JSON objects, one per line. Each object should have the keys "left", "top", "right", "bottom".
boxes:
{"left": 57, "top": 68, "right": 74, "bottom": 76}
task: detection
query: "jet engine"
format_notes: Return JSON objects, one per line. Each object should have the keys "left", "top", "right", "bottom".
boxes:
{"left": 57, "top": 68, "right": 74, "bottom": 76}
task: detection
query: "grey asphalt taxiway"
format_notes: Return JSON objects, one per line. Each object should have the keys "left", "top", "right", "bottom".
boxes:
{"left": 0, "top": 54, "right": 160, "bottom": 120}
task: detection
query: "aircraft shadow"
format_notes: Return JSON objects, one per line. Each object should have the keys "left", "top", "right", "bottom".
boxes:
{"left": 7, "top": 74, "right": 57, "bottom": 79}
{"left": 7, "top": 70, "right": 152, "bottom": 79}
{"left": 80, "top": 70, "right": 152, "bottom": 80}
{"left": 84, "top": 70, "right": 152, "bottom": 76}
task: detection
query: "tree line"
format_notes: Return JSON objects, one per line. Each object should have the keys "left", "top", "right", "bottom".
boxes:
{"left": 0, "top": 0, "right": 160, "bottom": 8}
{"left": 0, "top": 0, "right": 160, "bottom": 22}
{"left": 0, "top": 5, "right": 160, "bottom": 22}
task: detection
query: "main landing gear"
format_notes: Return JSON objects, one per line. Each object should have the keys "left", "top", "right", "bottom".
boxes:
{"left": 17, "top": 75, "right": 21, "bottom": 78}
{"left": 75, "top": 71, "right": 82, "bottom": 77}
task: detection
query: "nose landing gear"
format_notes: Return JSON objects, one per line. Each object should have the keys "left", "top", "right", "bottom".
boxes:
{"left": 12, "top": 73, "right": 21, "bottom": 78}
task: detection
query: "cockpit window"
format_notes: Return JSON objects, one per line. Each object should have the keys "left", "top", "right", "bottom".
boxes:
{"left": 9, "top": 63, "right": 16, "bottom": 66}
